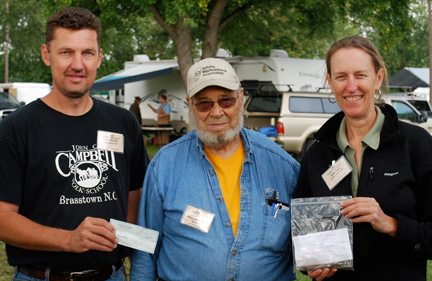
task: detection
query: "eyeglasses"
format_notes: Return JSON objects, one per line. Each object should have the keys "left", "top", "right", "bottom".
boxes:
{"left": 192, "top": 95, "right": 239, "bottom": 112}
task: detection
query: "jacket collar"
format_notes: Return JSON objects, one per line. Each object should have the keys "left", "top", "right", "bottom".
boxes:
{"left": 315, "top": 103, "right": 401, "bottom": 148}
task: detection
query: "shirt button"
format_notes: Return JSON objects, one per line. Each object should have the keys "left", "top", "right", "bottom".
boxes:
{"left": 225, "top": 222, "right": 231, "bottom": 228}
{"left": 218, "top": 196, "right": 223, "bottom": 202}
{"left": 231, "top": 250, "right": 237, "bottom": 256}
{"left": 414, "top": 244, "right": 421, "bottom": 251}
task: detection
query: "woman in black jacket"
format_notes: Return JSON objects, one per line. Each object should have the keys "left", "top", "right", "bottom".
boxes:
{"left": 294, "top": 35, "right": 432, "bottom": 281}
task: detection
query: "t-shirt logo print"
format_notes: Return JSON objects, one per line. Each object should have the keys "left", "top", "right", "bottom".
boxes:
{"left": 74, "top": 161, "right": 104, "bottom": 188}
{"left": 55, "top": 144, "right": 118, "bottom": 194}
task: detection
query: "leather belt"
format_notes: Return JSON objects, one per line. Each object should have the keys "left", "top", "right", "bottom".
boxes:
{"left": 17, "top": 261, "right": 122, "bottom": 281}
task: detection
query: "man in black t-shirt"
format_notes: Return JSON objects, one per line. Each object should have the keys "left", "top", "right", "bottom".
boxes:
{"left": 0, "top": 7, "right": 149, "bottom": 281}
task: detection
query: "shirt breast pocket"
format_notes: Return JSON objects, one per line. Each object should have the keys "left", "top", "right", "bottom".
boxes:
{"left": 260, "top": 204, "right": 291, "bottom": 252}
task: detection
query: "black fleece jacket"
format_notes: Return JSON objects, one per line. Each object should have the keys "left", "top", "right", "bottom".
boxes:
{"left": 294, "top": 104, "right": 432, "bottom": 281}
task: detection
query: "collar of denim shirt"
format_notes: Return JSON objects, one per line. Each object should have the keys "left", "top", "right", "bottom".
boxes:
{"left": 195, "top": 128, "right": 254, "bottom": 163}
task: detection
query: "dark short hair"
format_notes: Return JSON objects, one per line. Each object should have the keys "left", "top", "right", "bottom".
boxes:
{"left": 326, "top": 35, "right": 388, "bottom": 90}
{"left": 46, "top": 7, "right": 101, "bottom": 47}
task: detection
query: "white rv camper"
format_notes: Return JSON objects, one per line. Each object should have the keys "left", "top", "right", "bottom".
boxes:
{"left": 92, "top": 51, "right": 327, "bottom": 133}
{"left": 228, "top": 51, "right": 326, "bottom": 92}
{"left": 93, "top": 56, "right": 189, "bottom": 133}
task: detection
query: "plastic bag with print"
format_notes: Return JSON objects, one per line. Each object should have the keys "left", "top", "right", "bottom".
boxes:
{"left": 291, "top": 196, "right": 353, "bottom": 271}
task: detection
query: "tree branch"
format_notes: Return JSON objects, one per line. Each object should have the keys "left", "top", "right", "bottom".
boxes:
{"left": 149, "top": 4, "right": 176, "bottom": 39}
{"left": 220, "top": 3, "right": 252, "bottom": 31}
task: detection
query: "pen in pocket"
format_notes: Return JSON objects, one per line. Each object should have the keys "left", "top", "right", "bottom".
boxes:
{"left": 266, "top": 197, "right": 289, "bottom": 208}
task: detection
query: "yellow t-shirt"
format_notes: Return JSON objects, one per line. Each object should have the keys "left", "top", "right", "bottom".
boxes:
{"left": 205, "top": 144, "right": 245, "bottom": 236}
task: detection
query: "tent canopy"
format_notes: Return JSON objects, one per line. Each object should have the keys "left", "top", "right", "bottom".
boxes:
{"left": 92, "top": 62, "right": 178, "bottom": 91}
{"left": 389, "top": 67, "right": 429, "bottom": 90}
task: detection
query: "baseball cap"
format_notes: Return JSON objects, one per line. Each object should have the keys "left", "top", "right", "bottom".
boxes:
{"left": 186, "top": 58, "right": 240, "bottom": 97}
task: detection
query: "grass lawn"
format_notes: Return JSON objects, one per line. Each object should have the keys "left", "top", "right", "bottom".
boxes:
{"left": 145, "top": 142, "right": 160, "bottom": 159}
{"left": 0, "top": 242, "right": 12, "bottom": 281}
{"left": 1, "top": 143, "right": 432, "bottom": 280}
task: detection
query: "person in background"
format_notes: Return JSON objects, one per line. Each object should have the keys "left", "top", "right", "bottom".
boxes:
{"left": 129, "top": 96, "right": 143, "bottom": 126}
{"left": 148, "top": 90, "right": 171, "bottom": 145}
{"left": 148, "top": 89, "right": 171, "bottom": 125}
{"left": 293, "top": 35, "right": 432, "bottom": 281}
{"left": 0, "top": 7, "right": 149, "bottom": 281}
{"left": 130, "top": 57, "right": 300, "bottom": 281}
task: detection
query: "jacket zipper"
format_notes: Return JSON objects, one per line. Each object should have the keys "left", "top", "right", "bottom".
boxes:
{"left": 366, "top": 166, "right": 374, "bottom": 195}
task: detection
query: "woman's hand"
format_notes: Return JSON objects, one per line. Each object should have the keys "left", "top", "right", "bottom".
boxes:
{"left": 307, "top": 268, "right": 337, "bottom": 281}
{"left": 340, "top": 197, "right": 398, "bottom": 236}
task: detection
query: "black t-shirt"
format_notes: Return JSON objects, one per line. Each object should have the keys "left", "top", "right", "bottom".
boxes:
{"left": 0, "top": 98, "right": 149, "bottom": 270}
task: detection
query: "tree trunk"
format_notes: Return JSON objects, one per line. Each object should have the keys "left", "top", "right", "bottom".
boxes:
{"left": 150, "top": 6, "right": 193, "bottom": 86}
{"left": 172, "top": 19, "right": 194, "bottom": 86}
{"left": 429, "top": 0, "right": 432, "bottom": 102}
{"left": 202, "top": 0, "right": 229, "bottom": 58}
{"left": 4, "top": 0, "right": 9, "bottom": 83}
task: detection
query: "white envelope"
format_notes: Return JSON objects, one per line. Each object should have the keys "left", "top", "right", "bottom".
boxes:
{"left": 293, "top": 228, "right": 353, "bottom": 268}
{"left": 110, "top": 219, "right": 159, "bottom": 254}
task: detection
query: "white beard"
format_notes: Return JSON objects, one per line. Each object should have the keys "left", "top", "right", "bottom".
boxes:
{"left": 189, "top": 108, "right": 244, "bottom": 148}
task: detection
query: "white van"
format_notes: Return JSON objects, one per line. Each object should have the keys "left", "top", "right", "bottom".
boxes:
{"left": 0, "top": 82, "right": 51, "bottom": 105}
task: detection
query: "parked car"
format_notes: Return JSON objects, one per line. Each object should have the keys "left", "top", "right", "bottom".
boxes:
{"left": 407, "top": 99, "right": 432, "bottom": 117}
{"left": 385, "top": 92, "right": 432, "bottom": 116}
{"left": 380, "top": 94, "right": 432, "bottom": 133}
{"left": 0, "top": 91, "right": 23, "bottom": 121}
{"left": 243, "top": 81, "right": 431, "bottom": 160}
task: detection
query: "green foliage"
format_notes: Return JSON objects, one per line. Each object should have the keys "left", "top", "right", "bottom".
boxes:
{"left": 1, "top": 0, "right": 177, "bottom": 82}
{"left": 0, "top": 0, "right": 429, "bottom": 83}
{"left": 346, "top": 0, "right": 419, "bottom": 74}
{"left": 0, "top": 0, "right": 51, "bottom": 83}
{"left": 219, "top": 0, "right": 348, "bottom": 58}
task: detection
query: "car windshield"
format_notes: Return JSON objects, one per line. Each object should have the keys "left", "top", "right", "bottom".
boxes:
{"left": 407, "top": 100, "right": 432, "bottom": 117}
{"left": 0, "top": 92, "right": 21, "bottom": 109}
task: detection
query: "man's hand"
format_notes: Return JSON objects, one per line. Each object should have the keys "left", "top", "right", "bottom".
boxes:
{"left": 0, "top": 202, "right": 117, "bottom": 252}
{"left": 64, "top": 217, "right": 117, "bottom": 253}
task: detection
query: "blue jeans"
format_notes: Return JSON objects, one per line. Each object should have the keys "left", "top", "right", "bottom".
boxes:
{"left": 13, "top": 266, "right": 127, "bottom": 281}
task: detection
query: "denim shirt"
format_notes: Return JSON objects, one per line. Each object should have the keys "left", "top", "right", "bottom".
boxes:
{"left": 130, "top": 128, "right": 299, "bottom": 281}
{"left": 160, "top": 103, "right": 171, "bottom": 114}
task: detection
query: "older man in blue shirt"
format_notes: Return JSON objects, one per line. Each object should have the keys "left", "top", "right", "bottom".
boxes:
{"left": 131, "top": 58, "right": 300, "bottom": 281}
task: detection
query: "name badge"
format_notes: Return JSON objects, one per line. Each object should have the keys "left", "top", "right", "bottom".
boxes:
{"left": 97, "top": 130, "right": 124, "bottom": 153}
{"left": 321, "top": 156, "right": 352, "bottom": 191}
{"left": 180, "top": 205, "right": 215, "bottom": 233}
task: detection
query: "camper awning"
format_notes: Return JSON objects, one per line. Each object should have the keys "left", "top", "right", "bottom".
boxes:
{"left": 389, "top": 67, "right": 429, "bottom": 90}
{"left": 92, "top": 62, "right": 178, "bottom": 91}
